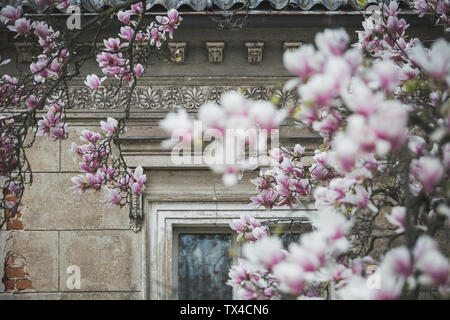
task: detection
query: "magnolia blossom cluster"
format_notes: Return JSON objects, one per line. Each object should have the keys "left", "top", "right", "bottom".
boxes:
{"left": 70, "top": 117, "right": 146, "bottom": 207}
{"left": 230, "top": 214, "right": 270, "bottom": 242}
{"left": 227, "top": 209, "right": 354, "bottom": 299}
{"left": 250, "top": 145, "right": 312, "bottom": 209}
{"left": 1, "top": 3, "right": 69, "bottom": 88}
{"left": 160, "top": 91, "right": 287, "bottom": 186}
{"left": 229, "top": 211, "right": 450, "bottom": 300}
{"left": 225, "top": 2, "right": 450, "bottom": 300}
{"left": 87, "top": 7, "right": 182, "bottom": 89}
{"left": 36, "top": 99, "right": 67, "bottom": 139}
{"left": 413, "top": 0, "right": 449, "bottom": 30}
{"left": 337, "top": 235, "right": 450, "bottom": 299}
{"left": 1, "top": 3, "right": 70, "bottom": 142}
{"left": 356, "top": 1, "right": 419, "bottom": 59}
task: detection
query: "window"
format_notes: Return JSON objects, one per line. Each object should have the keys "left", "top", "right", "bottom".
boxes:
{"left": 146, "top": 202, "right": 313, "bottom": 300}
{"left": 174, "top": 229, "right": 234, "bottom": 300}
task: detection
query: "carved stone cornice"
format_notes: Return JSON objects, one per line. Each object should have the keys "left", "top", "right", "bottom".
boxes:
{"left": 51, "top": 77, "right": 298, "bottom": 113}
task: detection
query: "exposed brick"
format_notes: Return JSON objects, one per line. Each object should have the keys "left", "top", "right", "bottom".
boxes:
{"left": 5, "top": 267, "right": 25, "bottom": 279}
{"left": 3, "top": 279, "right": 15, "bottom": 292}
{"left": 6, "top": 219, "right": 24, "bottom": 230}
{"left": 15, "top": 279, "right": 33, "bottom": 290}
{"left": 5, "top": 255, "right": 15, "bottom": 267}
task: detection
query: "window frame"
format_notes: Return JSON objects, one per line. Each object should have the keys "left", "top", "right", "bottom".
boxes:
{"left": 145, "top": 201, "right": 314, "bottom": 300}
{"left": 172, "top": 227, "right": 239, "bottom": 300}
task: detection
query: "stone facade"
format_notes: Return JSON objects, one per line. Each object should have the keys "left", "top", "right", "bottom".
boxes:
{"left": 0, "top": 11, "right": 448, "bottom": 300}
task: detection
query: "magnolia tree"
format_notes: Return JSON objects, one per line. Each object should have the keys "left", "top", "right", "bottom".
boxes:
{"left": 0, "top": 0, "right": 182, "bottom": 220}
{"left": 1, "top": 0, "right": 449, "bottom": 300}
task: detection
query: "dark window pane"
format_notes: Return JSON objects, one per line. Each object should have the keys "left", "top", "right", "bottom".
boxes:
{"left": 178, "top": 233, "right": 233, "bottom": 300}
{"left": 279, "top": 232, "right": 301, "bottom": 249}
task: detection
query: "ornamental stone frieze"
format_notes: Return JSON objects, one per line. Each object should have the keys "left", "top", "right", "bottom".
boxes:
{"left": 51, "top": 78, "right": 298, "bottom": 112}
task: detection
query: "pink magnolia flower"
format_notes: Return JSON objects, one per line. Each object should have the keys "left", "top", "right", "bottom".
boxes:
{"left": 408, "top": 136, "right": 426, "bottom": 155}
{"left": 344, "top": 184, "right": 369, "bottom": 209}
{"left": 80, "top": 130, "right": 101, "bottom": 144}
{"left": 84, "top": 74, "right": 106, "bottom": 90}
{"left": 383, "top": 246, "right": 413, "bottom": 279}
{"left": 157, "top": 9, "right": 182, "bottom": 39}
{"left": 250, "top": 189, "right": 277, "bottom": 209}
{"left": 130, "top": 2, "right": 143, "bottom": 14}
{"left": 0, "top": 5, "right": 23, "bottom": 23}
{"left": 133, "top": 64, "right": 144, "bottom": 77}
{"left": 315, "top": 28, "right": 350, "bottom": 56}
{"left": 227, "top": 259, "right": 248, "bottom": 285}
{"left": 400, "top": 64, "right": 420, "bottom": 81}
{"left": 335, "top": 276, "right": 372, "bottom": 300}
{"left": 117, "top": 10, "right": 132, "bottom": 25}
{"left": 198, "top": 102, "right": 226, "bottom": 132}
{"left": 252, "top": 227, "right": 268, "bottom": 240}
{"left": 243, "top": 236, "right": 285, "bottom": 269}
{"left": 409, "top": 39, "right": 450, "bottom": 80}
{"left": 148, "top": 23, "right": 165, "bottom": 47}
{"left": 413, "top": 0, "right": 429, "bottom": 16}
{"left": 100, "top": 117, "right": 118, "bottom": 136}
{"left": 104, "top": 188, "right": 121, "bottom": 207}
{"left": 249, "top": 101, "right": 287, "bottom": 131}
{"left": 369, "top": 101, "right": 408, "bottom": 151}
{"left": 341, "top": 80, "right": 384, "bottom": 117}
{"left": 220, "top": 91, "right": 248, "bottom": 116}
{"left": 130, "top": 166, "right": 146, "bottom": 196}
{"left": 386, "top": 206, "right": 406, "bottom": 232}
{"left": 413, "top": 235, "right": 439, "bottom": 262}
{"left": 119, "top": 26, "right": 134, "bottom": 41}
{"left": 414, "top": 236, "right": 450, "bottom": 285}
{"left": 366, "top": 60, "right": 401, "bottom": 95}
{"left": 160, "top": 109, "right": 195, "bottom": 146}
{"left": 312, "top": 112, "right": 342, "bottom": 135}
{"left": 330, "top": 133, "right": 360, "bottom": 172}
{"left": 385, "top": 16, "right": 408, "bottom": 37}
{"left": 273, "top": 262, "right": 305, "bottom": 295}
{"left": 299, "top": 57, "right": 350, "bottom": 107}
{"left": 7, "top": 17, "right": 31, "bottom": 35}
{"left": 288, "top": 243, "right": 321, "bottom": 272}
{"left": 410, "top": 156, "right": 444, "bottom": 193}
{"left": 56, "top": 0, "right": 70, "bottom": 10}
{"left": 103, "top": 38, "right": 128, "bottom": 52}
{"left": 310, "top": 208, "right": 351, "bottom": 242}
{"left": 230, "top": 219, "right": 244, "bottom": 232}
{"left": 283, "top": 44, "right": 323, "bottom": 81}
{"left": 371, "top": 268, "right": 405, "bottom": 300}
{"left": 293, "top": 144, "right": 305, "bottom": 156}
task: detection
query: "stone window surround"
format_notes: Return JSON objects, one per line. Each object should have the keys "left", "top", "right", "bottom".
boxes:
{"left": 144, "top": 201, "right": 314, "bottom": 300}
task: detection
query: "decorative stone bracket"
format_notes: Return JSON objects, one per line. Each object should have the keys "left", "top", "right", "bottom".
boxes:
{"left": 283, "top": 41, "right": 303, "bottom": 51}
{"left": 245, "top": 42, "right": 264, "bottom": 64}
{"left": 168, "top": 42, "right": 187, "bottom": 63}
{"left": 129, "top": 193, "right": 143, "bottom": 232}
{"left": 14, "top": 42, "right": 34, "bottom": 64}
{"left": 206, "top": 42, "right": 225, "bottom": 63}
